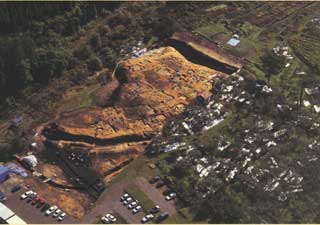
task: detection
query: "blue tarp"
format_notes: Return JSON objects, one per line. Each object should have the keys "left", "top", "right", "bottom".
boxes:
{"left": 0, "top": 166, "right": 9, "bottom": 182}
{"left": 5, "top": 163, "right": 28, "bottom": 177}
{"left": 227, "top": 38, "right": 240, "bottom": 47}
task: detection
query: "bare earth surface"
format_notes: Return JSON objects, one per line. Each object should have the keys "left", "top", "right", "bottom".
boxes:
{"left": 43, "top": 47, "right": 225, "bottom": 183}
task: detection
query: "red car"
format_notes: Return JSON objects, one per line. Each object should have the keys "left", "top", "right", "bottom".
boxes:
{"left": 31, "top": 196, "right": 40, "bottom": 205}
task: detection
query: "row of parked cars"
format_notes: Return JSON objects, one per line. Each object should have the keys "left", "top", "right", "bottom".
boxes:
{"left": 120, "top": 193, "right": 142, "bottom": 214}
{"left": 141, "top": 210, "right": 169, "bottom": 224}
{"left": 120, "top": 191, "right": 169, "bottom": 224}
{"left": 20, "top": 190, "right": 66, "bottom": 222}
{"left": 149, "top": 176, "right": 177, "bottom": 201}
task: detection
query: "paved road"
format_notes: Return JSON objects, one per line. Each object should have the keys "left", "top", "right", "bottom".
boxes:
{"left": 4, "top": 189, "right": 78, "bottom": 224}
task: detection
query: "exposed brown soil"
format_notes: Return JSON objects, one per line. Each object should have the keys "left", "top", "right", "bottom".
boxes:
{"left": 38, "top": 163, "right": 72, "bottom": 186}
{"left": 41, "top": 47, "right": 226, "bottom": 184}
{"left": 23, "top": 174, "right": 92, "bottom": 219}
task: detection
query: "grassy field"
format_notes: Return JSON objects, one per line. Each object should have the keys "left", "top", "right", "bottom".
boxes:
{"left": 57, "top": 82, "right": 101, "bottom": 113}
{"left": 166, "top": 208, "right": 205, "bottom": 224}
{"left": 110, "top": 155, "right": 159, "bottom": 185}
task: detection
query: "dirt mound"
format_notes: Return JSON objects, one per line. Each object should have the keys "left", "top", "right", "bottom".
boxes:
{"left": 42, "top": 47, "right": 226, "bottom": 183}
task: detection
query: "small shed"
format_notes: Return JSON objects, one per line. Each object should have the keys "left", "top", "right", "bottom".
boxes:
{"left": 0, "top": 167, "right": 9, "bottom": 183}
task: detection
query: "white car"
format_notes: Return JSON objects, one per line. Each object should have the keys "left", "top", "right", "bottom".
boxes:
{"left": 106, "top": 214, "right": 117, "bottom": 223}
{"left": 120, "top": 193, "right": 130, "bottom": 202}
{"left": 53, "top": 209, "right": 62, "bottom": 217}
{"left": 58, "top": 212, "right": 66, "bottom": 221}
{"left": 165, "top": 192, "right": 177, "bottom": 201}
{"left": 128, "top": 201, "right": 138, "bottom": 209}
{"left": 132, "top": 205, "right": 142, "bottom": 214}
{"left": 123, "top": 197, "right": 133, "bottom": 205}
{"left": 141, "top": 214, "right": 154, "bottom": 223}
{"left": 101, "top": 216, "right": 110, "bottom": 224}
{"left": 20, "top": 190, "right": 33, "bottom": 200}
{"left": 45, "top": 205, "right": 58, "bottom": 216}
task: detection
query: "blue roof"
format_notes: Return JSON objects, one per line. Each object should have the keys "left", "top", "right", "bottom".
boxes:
{"left": 0, "top": 166, "right": 9, "bottom": 174}
{"left": 227, "top": 38, "right": 240, "bottom": 47}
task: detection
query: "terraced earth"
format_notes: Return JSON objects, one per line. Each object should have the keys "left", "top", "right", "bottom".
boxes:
{"left": 41, "top": 47, "right": 226, "bottom": 183}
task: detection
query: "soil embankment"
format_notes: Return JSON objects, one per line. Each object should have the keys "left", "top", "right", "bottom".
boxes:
{"left": 41, "top": 47, "right": 226, "bottom": 183}
{"left": 169, "top": 32, "right": 245, "bottom": 73}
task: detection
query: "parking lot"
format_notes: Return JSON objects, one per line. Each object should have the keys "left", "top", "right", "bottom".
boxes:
{"left": 4, "top": 188, "right": 77, "bottom": 224}
{"left": 81, "top": 176, "right": 176, "bottom": 224}
{"left": 134, "top": 177, "right": 176, "bottom": 216}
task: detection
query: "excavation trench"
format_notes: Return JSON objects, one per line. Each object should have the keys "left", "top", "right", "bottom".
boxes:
{"left": 42, "top": 124, "right": 153, "bottom": 146}
{"left": 168, "top": 39, "right": 237, "bottom": 75}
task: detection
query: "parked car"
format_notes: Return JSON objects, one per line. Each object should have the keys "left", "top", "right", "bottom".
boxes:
{"left": 41, "top": 203, "right": 51, "bottom": 212}
{"left": 141, "top": 214, "right": 154, "bottom": 223}
{"left": 149, "top": 176, "right": 161, "bottom": 184}
{"left": 106, "top": 214, "right": 117, "bottom": 223}
{"left": 128, "top": 201, "right": 138, "bottom": 209}
{"left": 58, "top": 212, "right": 66, "bottom": 222}
{"left": 27, "top": 193, "right": 37, "bottom": 203}
{"left": 156, "top": 180, "right": 165, "bottom": 188}
{"left": 31, "top": 196, "right": 40, "bottom": 205}
{"left": 53, "top": 209, "right": 62, "bottom": 217}
{"left": 20, "top": 190, "right": 33, "bottom": 200}
{"left": 36, "top": 199, "right": 45, "bottom": 208}
{"left": 156, "top": 212, "right": 169, "bottom": 223}
{"left": 132, "top": 205, "right": 142, "bottom": 214}
{"left": 11, "top": 185, "right": 21, "bottom": 193}
{"left": 45, "top": 205, "right": 58, "bottom": 216}
{"left": 165, "top": 192, "right": 176, "bottom": 201}
{"left": 162, "top": 188, "right": 174, "bottom": 196}
{"left": 120, "top": 193, "right": 130, "bottom": 202}
{"left": 150, "top": 205, "right": 160, "bottom": 214}
{"left": 101, "top": 216, "right": 110, "bottom": 224}
{"left": 123, "top": 197, "right": 133, "bottom": 205}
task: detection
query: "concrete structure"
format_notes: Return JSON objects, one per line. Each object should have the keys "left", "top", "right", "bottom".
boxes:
{"left": 6, "top": 215, "right": 27, "bottom": 224}
{"left": 0, "top": 203, "right": 26, "bottom": 224}
{"left": 0, "top": 203, "right": 14, "bottom": 220}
